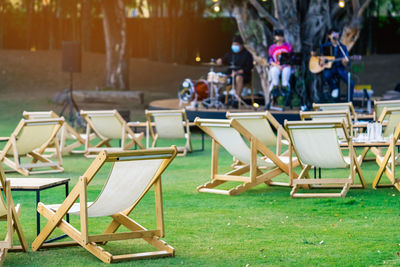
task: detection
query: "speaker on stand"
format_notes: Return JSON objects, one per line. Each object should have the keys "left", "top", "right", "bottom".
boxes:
{"left": 61, "top": 41, "right": 81, "bottom": 126}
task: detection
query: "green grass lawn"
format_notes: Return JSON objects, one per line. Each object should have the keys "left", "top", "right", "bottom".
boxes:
{"left": 0, "top": 100, "right": 399, "bottom": 266}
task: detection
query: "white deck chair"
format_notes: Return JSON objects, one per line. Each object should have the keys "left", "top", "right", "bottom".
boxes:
{"left": 377, "top": 107, "right": 400, "bottom": 138}
{"left": 81, "top": 110, "right": 144, "bottom": 157}
{"left": 313, "top": 102, "right": 358, "bottom": 122}
{"left": 195, "top": 118, "right": 298, "bottom": 196}
{"left": 32, "top": 147, "right": 177, "bottom": 264}
{"left": 145, "top": 109, "right": 192, "bottom": 156}
{"left": 374, "top": 100, "right": 400, "bottom": 121}
{"left": 23, "top": 111, "right": 94, "bottom": 155}
{"left": 0, "top": 165, "right": 28, "bottom": 265}
{"left": 355, "top": 107, "right": 400, "bottom": 163}
{"left": 300, "top": 110, "right": 353, "bottom": 139}
{"left": 0, "top": 118, "right": 64, "bottom": 176}
{"left": 285, "top": 120, "right": 365, "bottom": 198}
{"left": 374, "top": 123, "right": 400, "bottom": 191}
{"left": 226, "top": 111, "right": 290, "bottom": 156}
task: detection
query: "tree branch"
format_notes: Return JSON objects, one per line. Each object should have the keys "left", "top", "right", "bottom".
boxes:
{"left": 352, "top": 0, "right": 360, "bottom": 12}
{"left": 272, "top": 0, "right": 281, "bottom": 24}
{"left": 357, "top": 0, "right": 372, "bottom": 17}
{"left": 248, "top": 0, "right": 280, "bottom": 28}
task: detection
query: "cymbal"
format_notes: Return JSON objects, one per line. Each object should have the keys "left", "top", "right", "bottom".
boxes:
{"left": 201, "top": 62, "right": 221, "bottom": 66}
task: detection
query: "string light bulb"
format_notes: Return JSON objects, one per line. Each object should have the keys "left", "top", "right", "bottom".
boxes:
{"left": 195, "top": 51, "right": 201, "bottom": 62}
{"left": 213, "top": 4, "right": 221, "bottom": 13}
{"left": 338, "top": 0, "right": 345, "bottom": 8}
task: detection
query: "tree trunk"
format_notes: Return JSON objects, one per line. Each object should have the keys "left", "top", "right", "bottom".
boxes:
{"left": 301, "top": 0, "right": 331, "bottom": 53}
{"left": 82, "top": 0, "right": 92, "bottom": 52}
{"left": 228, "top": 0, "right": 371, "bottom": 107}
{"left": 274, "top": 0, "right": 301, "bottom": 52}
{"left": 341, "top": 0, "right": 372, "bottom": 50}
{"left": 101, "top": 0, "right": 129, "bottom": 90}
{"left": 26, "top": 0, "right": 35, "bottom": 49}
{"left": 232, "top": 3, "right": 271, "bottom": 106}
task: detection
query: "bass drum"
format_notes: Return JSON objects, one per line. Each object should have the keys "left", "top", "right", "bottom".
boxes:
{"left": 194, "top": 80, "right": 209, "bottom": 101}
{"left": 178, "top": 79, "right": 195, "bottom": 103}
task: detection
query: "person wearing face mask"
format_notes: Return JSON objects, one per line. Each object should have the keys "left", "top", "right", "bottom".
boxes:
{"left": 216, "top": 35, "right": 254, "bottom": 99}
{"left": 315, "top": 28, "right": 354, "bottom": 101}
{"left": 268, "top": 29, "right": 293, "bottom": 108}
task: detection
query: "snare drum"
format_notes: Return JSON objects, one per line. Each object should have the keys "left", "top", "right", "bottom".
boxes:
{"left": 207, "top": 71, "right": 227, "bottom": 84}
{"left": 207, "top": 71, "right": 216, "bottom": 83}
{"left": 216, "top": 72, "right": 227, "bottom": 84}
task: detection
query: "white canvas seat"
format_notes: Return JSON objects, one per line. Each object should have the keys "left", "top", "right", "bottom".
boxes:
{"left": 313, "top": 102, "right": 357, "bottom": 122}
{"left": 285, "top": 120, "right": 365, "bottom": 198}
{"left": 300, "top": 110, "right": 353, "bottom": 140}
{"left": 145, "top": 109, "right": 192, "bottom": 156}
{"left": 0, "top": 118, "right": 64, "bottom": 175}
{"left": 195, "top": 118, "right": 298, "bottom": 196}
{"left": 226, "top": 111, "right": 290, "bottom": 156}
{"left": 81, "top": 110, "right": 144, "bottom": 157}
{"left": 0, "top": 165, "right": 28, "bottom": 265}
{"left": 374, "top": 100, "right": 400, "bottom": 121}
{"left": 377, "top": 107, "right": 400, "bottom": 138}
{"left": 373, "top": 123, "right": 400, "bottom": 191}
{"left": 23, "top": 111, "right": 94, "bottom": 155}
{"left": 32, "top": 147, "right": 177, "bottom": 264}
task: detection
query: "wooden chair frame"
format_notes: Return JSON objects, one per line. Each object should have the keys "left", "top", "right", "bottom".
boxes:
{"left": 313, "top": 102, "right": 358, "bottom": 122}
{"left": 285, "top": 120, "right": 366, "bottom": 198}
{"left": 374, "top": 99, "right": 400, "bottom": 121}
{"left": 0, "top": 165, "right": 28, "bottom": 265}
{"left": 23, "top": 111, "right": 94, "bottom": 155}
{"left": 377, "top": 107, "right": 400, "bottom": 135}
{"left": 360, "top": 107, "right": 400, "bottom": 162}
{"left": 0, "top": 118, "right": 64, "bottom": 176}
{"left": 195, "top": 118, "right": 298, "bottom": 196}
{"left": 300, "top": 110, "right": 353, "bottom": 137}
{"left": 32, "top": 147, "right": 177, "bottom": 264}
{"left": 226, "top": 111, "right": 290, "bottom": 156}
{"left": 373, "top": 123, "right": 400, "bottom": 191}
{"left": 81, "top": 110, "right": 144, "bottom": 157}
{"left": 145, "top": 109, "right": 192, "bottom": 156}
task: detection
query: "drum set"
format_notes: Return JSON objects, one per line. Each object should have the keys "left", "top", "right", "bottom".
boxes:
{"left": 178, "top": 60, "right": 248, "bottom": 109}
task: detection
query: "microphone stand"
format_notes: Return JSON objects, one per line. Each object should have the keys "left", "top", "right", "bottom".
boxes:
{"left": 335, "top": 38, "right": 351, "bottom": 102}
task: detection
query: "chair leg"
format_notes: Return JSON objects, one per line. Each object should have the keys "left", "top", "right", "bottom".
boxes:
{"left": 0, "top": 248, "right": 7, "bottom": 265}
{"left": 290, "top": 184, "right": 300, "bottom": 198}
{"left": 2, "top": 157, "right": 29, "bottom": 176}
{"left": 340, "top": 183, "right": 351, "bottom": 197}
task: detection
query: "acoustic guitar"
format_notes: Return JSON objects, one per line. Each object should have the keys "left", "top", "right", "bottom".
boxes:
{"left": 309, "top": 55, "right": 361, "bottom": 74}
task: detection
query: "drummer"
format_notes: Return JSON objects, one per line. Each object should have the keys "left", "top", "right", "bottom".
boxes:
{"left": 216, "top": 35, "right": 254, "bottom": 97}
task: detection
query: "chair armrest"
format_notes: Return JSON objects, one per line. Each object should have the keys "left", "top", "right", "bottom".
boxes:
{"left": 127, "top": 121, "right": 148, "bottom": 127}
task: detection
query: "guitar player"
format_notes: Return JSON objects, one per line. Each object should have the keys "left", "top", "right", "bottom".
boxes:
{"left": 312, "top": 28, "right": 354, "bottom": 101}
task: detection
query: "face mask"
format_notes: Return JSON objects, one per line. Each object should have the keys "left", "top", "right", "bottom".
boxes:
{"left": 231, "top": 45, "right": 241, "bottom": 53}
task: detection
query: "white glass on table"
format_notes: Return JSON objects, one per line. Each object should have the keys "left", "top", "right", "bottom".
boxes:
{"left": 354, "top": 133, "right": 368, "bottom": 142}
{"left": 367, "top": 122, "right": 375, "bottom": 141}
{"left": 374, "top": 122, "right": 382, "bottom": 141}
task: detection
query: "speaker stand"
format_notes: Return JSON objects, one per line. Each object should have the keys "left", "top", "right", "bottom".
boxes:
{"left": 60, "top": 72, "right": 80, "bottom": 127}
